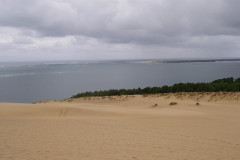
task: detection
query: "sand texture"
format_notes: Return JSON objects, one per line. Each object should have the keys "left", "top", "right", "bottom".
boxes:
{"left": 0, "top": 92, "right": 240, "bottom": 160}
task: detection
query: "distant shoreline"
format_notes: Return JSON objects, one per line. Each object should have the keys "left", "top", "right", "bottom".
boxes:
{"left": 143, "top": 58, "right": 240, "bottom": 64}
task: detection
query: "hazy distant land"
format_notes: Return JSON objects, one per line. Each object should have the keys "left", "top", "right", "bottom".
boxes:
{"left": 144, "top": 58, "right": 240, "bottom": 64}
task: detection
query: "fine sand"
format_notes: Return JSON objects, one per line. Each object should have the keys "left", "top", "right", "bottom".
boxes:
{"left": 0, "top": 92, "right": 240, "bottom": 160}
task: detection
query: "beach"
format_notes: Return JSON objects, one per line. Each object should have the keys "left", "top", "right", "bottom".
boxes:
{"left": 0, "top": 92, "right": 240, "bottom": 160}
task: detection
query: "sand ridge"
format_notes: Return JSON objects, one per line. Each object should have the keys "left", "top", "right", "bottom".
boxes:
{"left": 0, "top": 92, "right": 240, "bottom": 160}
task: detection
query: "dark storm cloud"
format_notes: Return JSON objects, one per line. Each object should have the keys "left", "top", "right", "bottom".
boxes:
{"left": 0, "top": 0, "right": 240, "bottom": 61}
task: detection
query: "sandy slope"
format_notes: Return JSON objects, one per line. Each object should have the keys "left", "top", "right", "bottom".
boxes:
{"left": 0, "top": 92, "right": 240, "bottom": 160}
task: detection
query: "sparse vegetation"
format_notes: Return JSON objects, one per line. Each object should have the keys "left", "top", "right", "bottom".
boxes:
{"left": 71, "top": 77, "right": 240, "bottom": 98}
{"left": 196, "top": 102, "right": 200, "bottom": 106}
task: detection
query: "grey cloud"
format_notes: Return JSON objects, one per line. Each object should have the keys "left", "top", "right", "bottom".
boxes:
{"left": 2, "top": 1, "right": 239, "bottom": 41}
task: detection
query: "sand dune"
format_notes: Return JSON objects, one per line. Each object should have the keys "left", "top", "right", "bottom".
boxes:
{"left": 0, "top": 92, "right": 240, "bottom": 160}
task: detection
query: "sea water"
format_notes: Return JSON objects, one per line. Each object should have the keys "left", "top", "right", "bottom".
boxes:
{"left": 0, "top": 60, "right": 240, "bottom": 103}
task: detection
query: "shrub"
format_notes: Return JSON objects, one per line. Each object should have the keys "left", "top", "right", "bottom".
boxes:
{"left": 170, "top": 102, "right": 178, "bottom": 106}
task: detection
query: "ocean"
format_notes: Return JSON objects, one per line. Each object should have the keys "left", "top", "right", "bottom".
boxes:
{"left": 0, "top": 60, "right": 240, "bottom": 103}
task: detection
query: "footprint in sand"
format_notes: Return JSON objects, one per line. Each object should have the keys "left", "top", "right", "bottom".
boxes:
{"left": 59, "top": 107, "right": 70, "bottom": 118}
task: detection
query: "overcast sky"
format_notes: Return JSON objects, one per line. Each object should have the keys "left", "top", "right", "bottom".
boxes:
{"left": 0, "top": 0, "right": 240, "bottom": 61}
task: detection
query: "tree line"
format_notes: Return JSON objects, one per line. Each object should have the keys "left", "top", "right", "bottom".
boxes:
{"left": 71, "top": 77, "right": 240, "bottom": 98}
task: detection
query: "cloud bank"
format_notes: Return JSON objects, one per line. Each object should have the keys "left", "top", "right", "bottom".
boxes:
{"left": 0, "top": 0, "right": 240, "bottom": 61}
